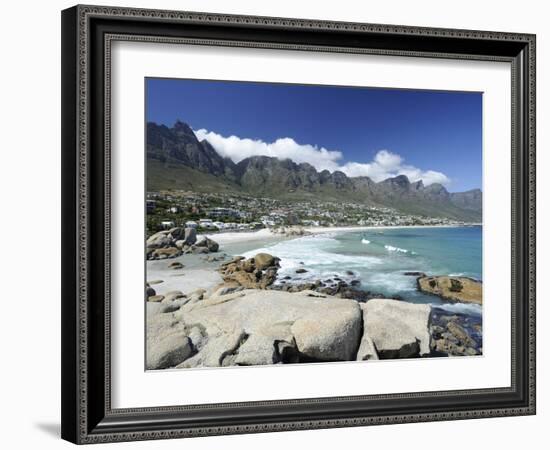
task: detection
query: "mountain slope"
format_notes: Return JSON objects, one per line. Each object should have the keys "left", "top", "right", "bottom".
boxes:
{"left": 146, "top": 121, "right": 482, "bottom": 221}
{"left": 450, "top": 189, "right": 482, "bottom": 211}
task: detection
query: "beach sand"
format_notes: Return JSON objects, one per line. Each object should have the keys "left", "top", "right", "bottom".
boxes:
{"left": 196, "top": 224, "right": 472, "bottom": 246}
{"left": 199, "top": 227, "right": 274, "bottom": 245}
{"left": 147, "top": 254, "right": 224, "bottom": 298}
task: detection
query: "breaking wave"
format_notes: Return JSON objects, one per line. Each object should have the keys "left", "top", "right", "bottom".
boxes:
{"left": 432, "top": 302, "right": 482, "bottom": 317}
{"left": 385, "top": 244, "right": 409, "bottom": 253}
{"left": 242, "top": 234, "right": 383, "bottom": 282}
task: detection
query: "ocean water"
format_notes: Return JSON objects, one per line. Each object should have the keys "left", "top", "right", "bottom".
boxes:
{"left": 236, "top": 226, "right": 482, "bottom": 316}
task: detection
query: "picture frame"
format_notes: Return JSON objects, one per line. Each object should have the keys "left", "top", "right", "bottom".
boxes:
{"left": 61, "top": 4, "right": 536, "bottom": 444}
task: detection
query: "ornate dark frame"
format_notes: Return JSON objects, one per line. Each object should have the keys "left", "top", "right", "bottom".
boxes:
{"left": 61, "top": 4, "right": 536, "bottom": 444}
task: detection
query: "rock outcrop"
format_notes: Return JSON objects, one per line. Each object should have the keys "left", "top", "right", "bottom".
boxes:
{"left": 271, "top": 226, "right": 310, "bottom": 237}
{"left": 194, "top": 237, "right": 219, "bottom": 253}
{"left": 360, "top": 299, "right": 431, "bottom": 359}
{"left": 429, "top": 307, "right": 482, "bottom": 356}
{"left": 217, "top": 254, "right": 280, "bottom": 289}
{"left": 146, "top": 313, "right": 194, "bottom": 369}
{"left": 417, "top": 275, "right": 482, "bottom": 304}
{"left": 145, "top": 284, "right": 448, "bottom": 369}
{"left": 146, "top": 227, "right": 219, "bottom": 260}
{"left": 270, "top": 277, "right": 397, "bottom": 302}
{"left": 146, "top": 288, "right": 364, "bottom": 369}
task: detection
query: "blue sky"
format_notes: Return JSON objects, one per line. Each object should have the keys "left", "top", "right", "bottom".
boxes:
{"left": 146, "top": 78, "right": 482, "bottom": 192}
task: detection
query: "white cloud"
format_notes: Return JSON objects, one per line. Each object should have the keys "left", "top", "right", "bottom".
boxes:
{"left": 338, "top": 150, "right": 450, "bottom": 186}
{"left": 195, "top": 129, "right": 342, "bottom": 172}
{"left": 195, "top": 129, "right": 450, "bottom": 187}
{"left": 374, "top": 149, "right": 403, "bottom": 171}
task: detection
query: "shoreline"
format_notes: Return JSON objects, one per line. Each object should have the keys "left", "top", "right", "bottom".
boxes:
{"left": 147, "top": 223, "right": 482, "bottom": 311}
{"left": 199, "top": 223, "right": 481, "bottom": 245}
{"left": 304, "top": 223, "right": 480, "bottom": 235}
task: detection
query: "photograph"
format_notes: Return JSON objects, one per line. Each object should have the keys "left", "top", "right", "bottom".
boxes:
{"left": 55, "top": 2, "right": 537, "bottom": 445}
{"left": 145, "top": 79, "right": 483, "bottom": 370}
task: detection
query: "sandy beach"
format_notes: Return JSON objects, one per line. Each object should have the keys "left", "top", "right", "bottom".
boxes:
{"left": 197, "top": 224, "right": 478, "bottom": 246}
{"left": 147, "top": 254, "right": 224, "bottom": 298}
{"left": 199, "top": 228, "right": 275, "bottom": 245}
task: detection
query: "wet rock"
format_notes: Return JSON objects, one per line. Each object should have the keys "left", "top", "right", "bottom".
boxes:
{"left": 337, "top": 288, "right": 369, "bottom": 301}
{"left": 429, "top": 307, "right": 481, "bottom": 357}
{"left": 404, "top": 271, "right": 426, "bottom": 277}
{"left": 447, "top": 321, "right": 475, "bottom": 347}
{"left": 434, "top": 339, "right": 464, "bottom": 355}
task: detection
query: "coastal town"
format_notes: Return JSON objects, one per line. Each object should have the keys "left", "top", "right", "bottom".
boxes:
{"left": 146, "top": 190, "right": 469, "bottom": 236}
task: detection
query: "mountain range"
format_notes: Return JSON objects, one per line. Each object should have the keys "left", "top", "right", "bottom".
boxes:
{"left": 147, "top": 121, "right": 482, "bottom": 221}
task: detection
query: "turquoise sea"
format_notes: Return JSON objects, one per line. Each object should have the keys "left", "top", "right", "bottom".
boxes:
{"left": 234, "top": 226, "right": 482, "bottom": 316}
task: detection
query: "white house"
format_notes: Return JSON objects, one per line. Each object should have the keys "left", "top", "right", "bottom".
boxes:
{"left": 207, "top": 207, "right": 241, "bottom": 219}
{"left": 199, "top": 219, "right": 216, "bottom": 230}
{"left": 185, "top": 221, "right": 198, "bottom": 228}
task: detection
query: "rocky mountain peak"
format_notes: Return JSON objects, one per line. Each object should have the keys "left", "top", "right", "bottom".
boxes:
{"left": 412, "top": 180, "right": 424, "bottom": 190}
{"left": 173, "top": 119, "right": 193, "bottom": 132}
{"left": 382, "top": 174, "right": 411, "bottom": 187}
